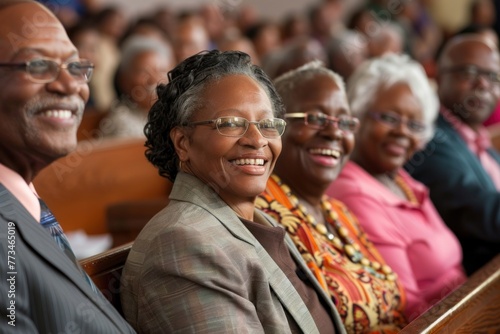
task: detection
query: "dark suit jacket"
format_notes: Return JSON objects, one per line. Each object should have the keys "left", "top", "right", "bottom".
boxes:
{"left": 121, "top": 172, "right": 346, "bottom": 334}
{"left": 0, "top": 184, "right": 135, "bottom": 333}
{"left": 405, "top": 114, "right": 500, "bottom": 274}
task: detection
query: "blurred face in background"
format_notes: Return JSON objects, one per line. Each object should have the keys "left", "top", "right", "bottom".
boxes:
{"left": 119, "top": 50, "right": 173, "bottom": 110}
{"left": 173, "top": 18, "right": 210, "bottom": 63}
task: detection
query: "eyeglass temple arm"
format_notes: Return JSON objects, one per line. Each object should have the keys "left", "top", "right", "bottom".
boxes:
{"left": 185, "top": 120, "right": 215, "bottom": 126}
{"left": 0, "top": 63, "right": 26, "bottom": 68}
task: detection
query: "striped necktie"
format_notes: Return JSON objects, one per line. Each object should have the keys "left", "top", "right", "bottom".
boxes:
{"left": 39, "top": 198, "right": 99, "bottom": 294}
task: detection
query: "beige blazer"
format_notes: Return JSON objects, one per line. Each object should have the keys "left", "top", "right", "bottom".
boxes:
{"left": 121, "top": 172, "right": 346, "bottom": 333}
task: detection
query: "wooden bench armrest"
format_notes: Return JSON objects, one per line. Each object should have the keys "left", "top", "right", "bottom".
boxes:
{"left": 400, "top": 254, "right": 500, "bottom": 333}
{"left": 80, "top": 242, "right": 133, "bottom": 315}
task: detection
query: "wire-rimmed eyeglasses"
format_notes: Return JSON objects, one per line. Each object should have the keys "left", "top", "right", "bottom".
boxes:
{"left": 369, "top": 111, "right": 426, "bottom": 134}
{"left": 285, "top": 111, "right": 359, "bottom": 133}
{"left": 0, "top": 57, "right": 94, "bottom": 83}
{"left": 184, "top": 116, "right": 287, "bottom": 138}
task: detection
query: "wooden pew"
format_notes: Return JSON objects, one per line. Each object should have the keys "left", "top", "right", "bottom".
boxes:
{"left": 400, "top": 254, "right": 500, "bottom": 333}
{"left": 106, "top": 197, "right": 169, "bottom": 247}
{"left": 77, "top": 109, "right": 107, "bottom": 142}
{"left": 80, "top": 242, "right": 132, "bottom": 315}
{"left": 33, "top": 138, "right": 172, "bottom": 237}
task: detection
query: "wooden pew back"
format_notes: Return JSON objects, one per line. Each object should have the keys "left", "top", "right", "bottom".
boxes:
{"left": 401, "top": 254, "right": 500, "bottom": 333}
{"left": 33, "top": 138, "right": 172, "bottom": 235}
{"left": 80, "top": 242, "right": 132, "bottom": 315}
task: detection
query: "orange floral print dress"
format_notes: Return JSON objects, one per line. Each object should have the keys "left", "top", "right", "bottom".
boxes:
{"left": 255, "top": 175, "right": 407, "bottom": 334}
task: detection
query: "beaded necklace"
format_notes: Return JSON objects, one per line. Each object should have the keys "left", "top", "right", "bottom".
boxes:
{"left": 394, "top": 175, "right": 419, "bottom": 204}
{"left": 271, "top": 174, "right": 396, "bottom": 281}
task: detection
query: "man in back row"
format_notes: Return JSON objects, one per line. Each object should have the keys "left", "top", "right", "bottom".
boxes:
{"left": 407, "top": 34, "right": 500, "bottom": 275}
{"left": 0, "top": 1, "right": 134, "bottom": 332}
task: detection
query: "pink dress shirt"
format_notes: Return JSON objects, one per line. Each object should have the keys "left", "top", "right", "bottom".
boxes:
{"left": 441, "top": 107, "right": 500, "bottom": 190}
{"left": 0, "top": 163, "right": 40, "bottom": 222}
{"left": 327, "top": 161, "right": 466, "bottom": 321}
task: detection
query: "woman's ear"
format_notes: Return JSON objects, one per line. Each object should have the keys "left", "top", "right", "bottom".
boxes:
{"left": 170, "top": 126, "right": 190, "bottom": 162}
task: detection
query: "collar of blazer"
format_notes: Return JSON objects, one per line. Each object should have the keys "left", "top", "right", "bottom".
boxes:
{"left": 0, "top": 183, "right": 126, "bottom": 330}
{"left": 169, "top": 172, "right": 322, "bottom": 334}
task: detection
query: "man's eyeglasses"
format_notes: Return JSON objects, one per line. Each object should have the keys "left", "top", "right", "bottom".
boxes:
{"left": 184, "top": 116, "right": 286, "bottom": 138}
{"left": 0, "top": 58, "right": 94, "bottom": 84}
{"left": 440, "top": 65, "right": 500, "bottom": 84}
{"left": 369, "top": 111, "right": 426, "bottom": 134}
{"left": 285, "top": 111, "right": 359, "bottom": 133}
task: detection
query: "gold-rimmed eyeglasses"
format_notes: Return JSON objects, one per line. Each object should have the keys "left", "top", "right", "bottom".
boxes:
{"left": 184, "top": 116, "right": 286, "bottom": 138}
{"left": 285, "top": 111, "right": 359, "bottom": 133}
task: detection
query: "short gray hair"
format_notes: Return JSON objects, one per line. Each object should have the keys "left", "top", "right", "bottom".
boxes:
{"left": 119, "top": 36, "right": 173, "bottom": 72}
{"left": 327, "top": 29, "right": 366, "bottom": 58}
{"left": 347, "top": 53, "right": 439, "bottom": 142}
{"left": 274, "top": 60, "right": 346, "bottom": 103}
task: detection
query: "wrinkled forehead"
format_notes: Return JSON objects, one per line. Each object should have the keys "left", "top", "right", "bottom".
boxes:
{"left": 0, "top": 3, "right": 74, "bottom": 57}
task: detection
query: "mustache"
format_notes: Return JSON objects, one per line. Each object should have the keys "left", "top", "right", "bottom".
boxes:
{"left": 24, "top": 94, "right": 86, "bottom": 114}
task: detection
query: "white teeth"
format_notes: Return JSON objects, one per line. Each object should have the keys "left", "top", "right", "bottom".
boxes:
{"left": 233, "top": 158, "right": 265, "bottom": 166}
{"left": 309, "top": 148, "right": 341, "bottom": 158}
{"left": 42, "top": 110, "right": 72, "bottom": 119}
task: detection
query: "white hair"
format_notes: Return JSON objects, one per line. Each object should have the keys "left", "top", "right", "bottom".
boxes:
{"left": 347, "top": 53, "right": 439, "bottom": 142}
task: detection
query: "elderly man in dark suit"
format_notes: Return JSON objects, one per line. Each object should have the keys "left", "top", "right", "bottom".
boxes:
{"left": 0, "top": 1, "right": 134, "bottom": 332}
{"left": 406, "top": 34, "right": 500, "bottom": 275}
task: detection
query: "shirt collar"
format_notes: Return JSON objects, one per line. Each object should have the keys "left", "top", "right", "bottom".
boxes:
{"left": 0, "top": 163, "right": 41, "bottom": 222}
{"left": 440, "top": 106, "right": 492, "bottom": 153}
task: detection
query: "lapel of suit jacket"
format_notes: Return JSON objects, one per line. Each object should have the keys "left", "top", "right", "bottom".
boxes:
{"left": 259, "top": 211, "right": 348, "bottom": 334}
{"left": 170, "top": 173, "right": 320, "bottom": 334}
{"left": 487, "top": 147, "right": 500, "bottom": 165}
{"left": 0, "top": 184, "right": 127, "bottom": 330}
{"left": 438, "top": 115, "right": 497, "bottom": 189}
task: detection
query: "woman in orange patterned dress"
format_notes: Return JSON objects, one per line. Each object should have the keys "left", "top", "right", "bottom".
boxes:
{"left": 256, "top": 61, "right": 407, "bottom": 333}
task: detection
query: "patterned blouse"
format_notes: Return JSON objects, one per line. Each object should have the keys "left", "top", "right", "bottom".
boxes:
{"left": 256, "top": 175, "right": 407, "bottom": 334}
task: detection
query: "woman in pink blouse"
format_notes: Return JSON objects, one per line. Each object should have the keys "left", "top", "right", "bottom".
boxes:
{"left": 327, "top": 53, "right": 466, "bottom": 321}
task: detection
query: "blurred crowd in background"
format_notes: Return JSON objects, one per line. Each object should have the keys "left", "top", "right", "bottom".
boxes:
{"left": 37, "top": 0, "right": 500, "bottom": 136}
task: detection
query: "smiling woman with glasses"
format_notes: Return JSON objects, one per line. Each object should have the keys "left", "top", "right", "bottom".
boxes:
{"left": 256, "top": 60, "right": 407, "bottom": 333}
{"left": 368, "top": 110, "right": 426, "bottom": 134}
{"left": 121, "top": 50, "right": 346, "bottom": 333}
{"left": 328, "top": 53, "right": 467, "bottom": 322}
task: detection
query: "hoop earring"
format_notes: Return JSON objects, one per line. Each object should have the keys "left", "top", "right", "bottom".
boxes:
{"left": 179, "top": 160, "right": 183, "bottom": 171}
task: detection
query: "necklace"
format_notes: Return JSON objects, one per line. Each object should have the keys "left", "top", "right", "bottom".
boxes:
{"left": 394, "top": 175, "right": 419, "bottom": 204}
{"left": 377, "top": 173, "right": 419, "bottom": 204}
{"left": 271, "top": 174, "right": 396, "bottom": 281}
